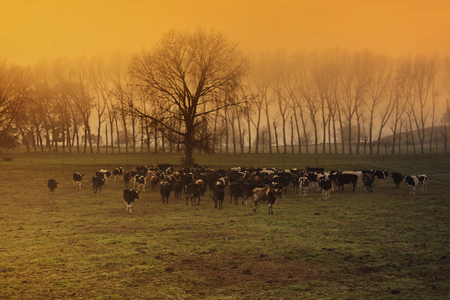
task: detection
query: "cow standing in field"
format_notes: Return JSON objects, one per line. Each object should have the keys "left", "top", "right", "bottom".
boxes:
{"left": 92, "top": 175, "right": 105, "bottom": 194}
{"left": 336, "top": 173, "right": 359, "bottom": 192}
{"left": 212, "top": 181, "right": 225, "bottom": 209}
{"left": 341, "top": 171, "right": 363, "bottom": 188}
{"left": 123, "top": 189, "right": 139, "bottom": 213}
{"left": 123, "top": 172, "right": 132, "bottom": 188}
{"left": 48, "top": 178, "right": 58, "bottom": 195}
{"left": 229, "top": 182, "right": 243, "bottom": 204}
{"left": 73, "top": 172, "right": 84, "bottom": 189}
{"left": 298, "top": 177, "right": 309, "bottom": 197}
{"left": 186, "top": 182, "right": 202, "bottom": 206}
{"left": 113, "top": 167, "right": 123, "bottom": 181}
{"left": 392, "top": 173, "right": 403, "bottom": 189}
{"left": 404, "top": 175, "right": 428, "bottom": 195}
{"left": 372, "top": 169, "right": 388, "bottom": 187}
{"left": 96, "top": 169, "right": 111, "bottom": 185}
{"left": 253, "top": 187, "right": 279, "bottom": 214}
{"left": 171, "top": 179, "right": 183, "bottom": 198}
{"left": 363, "top": 173, "right": 375, "bottom": 193}
{"left": 134, "top": 175, "right": 146, "bottom": 192}
{"left": 318, "top": 177, "right": 332, "bottom": 200}
{"left": 160, "top": 181, "right": 171, "bottom": 204}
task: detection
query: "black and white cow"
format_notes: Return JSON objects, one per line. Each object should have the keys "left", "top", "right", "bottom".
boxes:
{"left": 113, "top": 167, "right": 123, "bottom": 181}
{"left": 212, "top": 181, "right": 226, "bottom": 209}
{"left": 160, "top": 181, "right": 171, "bottom": 204}
{"left": 96, "top": 169, "right": 111, "bottom": 185}
{"left": 73, "top": 172, "right": 84, "bottom": 189}
{"left": 341, "top": 171, "right": 363, "bottom": 188}
{"left": 404, "top": 175, "right": 428, "bottom": 195}
{"left": 48, "top": 178, "right": 58, "bottom": 195}
{"left": 298, "top": 177, "right": 309, "bottom": 197}
{"left": 392, "top": 173, "right": 403, "bottom": 189}
{"left": 372, "top": 169, "right": 388, "bottom": 187}
{"left": 134, "top": 175, "right": 146, "bottom": 192}
{"left": 253, "top": 187, "right": 279, "bottom": 214}
{"left": 306, "top": 172, "right": 323, "bottom": 192}
{"left": 123, "top": 189, "right": 139, "bottom": 213}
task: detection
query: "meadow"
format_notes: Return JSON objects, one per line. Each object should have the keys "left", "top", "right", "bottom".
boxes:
{"left": 1, "top": 152, "right": 449, "bottom": 299}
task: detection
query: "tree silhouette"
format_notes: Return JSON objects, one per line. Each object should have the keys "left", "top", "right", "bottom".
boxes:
{"left": 128, "top": 28, "right": 247, "bottom": 164}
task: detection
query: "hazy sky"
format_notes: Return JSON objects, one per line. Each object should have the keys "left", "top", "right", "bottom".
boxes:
{"left": 2, "top": 0, "right": 450, "bottom": 65}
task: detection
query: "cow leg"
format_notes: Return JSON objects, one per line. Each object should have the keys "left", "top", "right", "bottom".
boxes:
{"left": 186, "top": 196, "right": 189, "bottom": 205}
{"left": 197, "top": 196, "right": 201, "bottom": 206}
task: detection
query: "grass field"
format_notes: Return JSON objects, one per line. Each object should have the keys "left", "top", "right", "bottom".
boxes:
{"left": 1, "top": 152, "right": 449, "bottom": 299}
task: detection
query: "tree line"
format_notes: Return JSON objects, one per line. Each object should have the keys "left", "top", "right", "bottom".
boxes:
{"left": 1, "top": 29, "right": 450, "bottom": 162}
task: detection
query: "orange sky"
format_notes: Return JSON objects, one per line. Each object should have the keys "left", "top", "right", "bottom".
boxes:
{"left": 1, "top": 0, "right": 450, "bottom": 65}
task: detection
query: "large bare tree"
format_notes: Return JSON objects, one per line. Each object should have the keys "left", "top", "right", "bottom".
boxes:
{"left": 128, "top": 28, "right": 246, "bottom": 164}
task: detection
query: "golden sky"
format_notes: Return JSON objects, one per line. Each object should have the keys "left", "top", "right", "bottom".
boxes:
{"left": 1, "top": 0, "right": 450, "bottom": 65}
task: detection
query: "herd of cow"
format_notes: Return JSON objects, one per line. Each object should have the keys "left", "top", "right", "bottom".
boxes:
{"left": 46, "top": 164, "right": 429, "bottom": 214}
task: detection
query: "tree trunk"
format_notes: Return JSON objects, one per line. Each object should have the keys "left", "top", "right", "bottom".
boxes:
{"left": 273, "top": 122, "right": 279, "bottom": 154}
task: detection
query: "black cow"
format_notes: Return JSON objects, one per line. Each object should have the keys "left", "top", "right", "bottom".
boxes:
{"left": 186, "top": 182, "right": 201, "bottom": 206}
{"left": 318, "top": 178, "right": 332, "bottom": 200}
{"left": 229, "top": 182, "right": 243, "bottom": 204}
{"left": 123, "top": 172, "right": 132, "bottom": 188}
{"left": 242, "top": 182, "right": 263, "bottom": 205}
{"left": 392, "top": 173, "right": 403, "bottom": 189}
{"left": 157, "top": 164, "right": 173, "bottom": 174}
{"left": 48, "top": 178, "right": 58, "bottom": 195}
{"left": 73, "top": 172, "right": 84, "bottom": 189}
{"left": 363, "top": 173, "right": 375, "bottom": 193}
{"left": 212, "top": 181, "right": 225, "bottom": 209}
{"left": 160, "top": 181, "right": 171, "bottom": 204}
{"left": 171, "top": 179, "right": 183, "bottom": 198}
{"left": 253, "top": 187, "right": 279, "bottom": 214}
{"left": 404, "top": 175, "right": 428, "bottom": 195}
{"left": 336, "top": 173, "right": 359, "bottom": 191}
{"left": 123, "top": 189, "right": 139, "bottom": 213}
{"left": 92, "top": 175, "right": 105, "bottom": 194}
{"left": 181, "top": 172, "right": 195, "bottom": 192}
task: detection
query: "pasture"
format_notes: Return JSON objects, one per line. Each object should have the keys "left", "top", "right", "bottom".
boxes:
{"left": 1, "top": 152, "right": 449, "bottom": 299}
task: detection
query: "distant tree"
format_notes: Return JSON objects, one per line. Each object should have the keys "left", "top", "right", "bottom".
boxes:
{"left": 128, "top": 28, "right": 247, "bottom": 164}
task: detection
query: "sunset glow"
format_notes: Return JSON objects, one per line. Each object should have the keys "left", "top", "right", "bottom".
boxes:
{"left": 2, "top": 0, "right": 450, "bottom": 65}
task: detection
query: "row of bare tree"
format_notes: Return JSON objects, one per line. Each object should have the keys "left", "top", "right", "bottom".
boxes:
{"left": 2, "top": 30, "right": 450, "bottom": 159}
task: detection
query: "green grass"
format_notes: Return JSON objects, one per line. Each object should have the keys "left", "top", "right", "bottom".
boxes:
{"left": 1, "top": 152, "right": 449, "bottom": 299}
